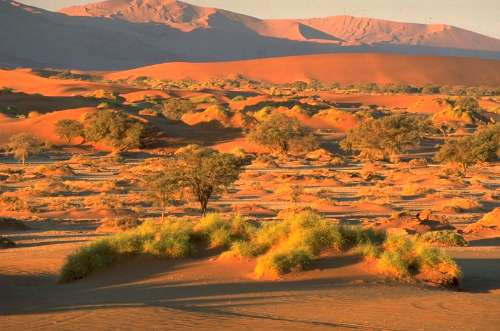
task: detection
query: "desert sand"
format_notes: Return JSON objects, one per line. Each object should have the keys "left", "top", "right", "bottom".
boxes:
{"left": 105, "top": 53, "right": 500, "bottom": 86}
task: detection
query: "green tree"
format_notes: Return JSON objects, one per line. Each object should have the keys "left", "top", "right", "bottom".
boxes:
{"left": 144, "top": 169, "right": 183, "bottom": 221}
{"left": 175, "top": 145, "right": 242, "bottom": 215}
{"left": 83, "top": 110, "right": 145, "bottom": 152}
{"left": 54, "top": 119, "right": 84, "bottom": 144}
{"left": 249, "top": 113, "right": 318, "bottom": 156}
{"left": 5, "top": 133, "right": 43, "bottom": 165}
{"left": 159, "top": 98, "right": 193, "bottom": 120}
{"left": 341, "top": 115, "right": 431, "bottom": 162}
{"left": 435, "top": 124, "right": 499, "bottom": 176}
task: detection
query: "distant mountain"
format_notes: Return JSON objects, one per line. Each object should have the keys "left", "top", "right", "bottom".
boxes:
{"left": 1, "top": 0, "right": 500, "bottom": 70}
{"left": 60, "top": 0, "right": 500, "bottom": 52}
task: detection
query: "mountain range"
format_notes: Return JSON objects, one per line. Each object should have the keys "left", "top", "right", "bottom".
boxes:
{"left": 1, "top": 0, "right": 500, "bottom": 70}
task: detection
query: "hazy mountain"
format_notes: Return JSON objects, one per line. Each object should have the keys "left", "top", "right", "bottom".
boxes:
{"left": 1, "top": 0, "right": 499, "bottom": 70}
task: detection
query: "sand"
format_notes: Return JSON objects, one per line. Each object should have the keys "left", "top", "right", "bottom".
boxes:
{"left": 1, "top": 222, "right": 499, "bottom": 330}
{"left": 105, "top": 53, "right": 500, "bottom": 86}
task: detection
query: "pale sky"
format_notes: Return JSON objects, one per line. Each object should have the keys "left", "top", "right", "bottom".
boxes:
{"left": 18, "top": 0, "right": 500, "bottom": 39}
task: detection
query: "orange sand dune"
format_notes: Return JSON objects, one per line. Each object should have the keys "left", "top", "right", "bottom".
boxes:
{"left": 0, "top": 107, "right": 95, "bottom": 144}
{"left": 0, "top": 69, "right": 127, "bottom": 97}
{"left": 106, "top": 53, "right": 500, "bottom": 87}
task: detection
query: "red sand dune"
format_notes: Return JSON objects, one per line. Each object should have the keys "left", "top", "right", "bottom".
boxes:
{"left": 106, "top": 53, "right": 500, "bottom": 86}
{"left": 0, "top": 69, "right": 114, "bottom": 97}
{"left": 61, "top": 0, "right": 500, "bottom": 53}
{"left": 0, "top": 107, "right": 95, "bottom": 145}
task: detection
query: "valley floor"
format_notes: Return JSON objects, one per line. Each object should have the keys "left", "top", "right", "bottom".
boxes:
{"left": 1, "top": 222, "right": 499, "bottom": 330}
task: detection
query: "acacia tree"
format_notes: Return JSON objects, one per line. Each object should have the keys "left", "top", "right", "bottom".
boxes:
{"left": 174, "top": 145, "right": 242, "bottom": 215}
{"left": 435, "top": 123, "right": 499, "bottom": 176}
{"left": 340, "top": 115, "right": 431, "bottom": 162}
{"left": 249, "top": 113, "right": 318, "bottom": 156}
{"left": 5, "top": 133, "right": 43, "bottom": 165}
{"left": 54, "top": 119, "right": 84, "bottom": 144}
{"left": 144, "top": 168, "right": 183, "bottom": 221}
{"left": 83, "top": 110, "right": 145, "bottom": 152}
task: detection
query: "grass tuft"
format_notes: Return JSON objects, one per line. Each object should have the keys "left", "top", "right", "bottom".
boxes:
{"left": 60, "top": 211, "right": 461, "bottom": 287}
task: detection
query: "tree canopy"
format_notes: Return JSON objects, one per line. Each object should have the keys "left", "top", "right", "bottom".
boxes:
{"left": 5, "top": 133, "right": 44, "bottom": 165}
{"left": 83, "top": 110, "right": 145, "bottom": 151}
{"left": 249, "top": 113, "right": 318, "bottom": 155}
{"left": 435, "top": 123, "right": 499, "bottom": 176}
{"left": 54, "top": 119, "right": 84, "bottom": 144}
{"left": 341, "top": 115, "right": 431, "bottom": 162}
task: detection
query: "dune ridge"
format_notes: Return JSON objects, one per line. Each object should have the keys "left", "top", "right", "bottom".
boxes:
{"left": 106, "top": 53, "right": 500, "bottom": 86}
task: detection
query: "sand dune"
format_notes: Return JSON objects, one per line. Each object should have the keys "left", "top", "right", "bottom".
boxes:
{"left": 61, "top": 0, "right": 500, "bottom": 53}
{"left": 0, "top": 107, "right": 94, "bottom": 145}
{"left": 2, "top": 0, "right": 500, "bottom": 70}
{"left": 106, "top": 53, "right": 500, "bottom": 86}
{"left": 0, "top": 69, "right": 112, "bottom": 97}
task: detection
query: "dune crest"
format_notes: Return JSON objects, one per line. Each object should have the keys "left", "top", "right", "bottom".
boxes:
{"left": 106, "top": 53, "right": 500, "bottom": 86}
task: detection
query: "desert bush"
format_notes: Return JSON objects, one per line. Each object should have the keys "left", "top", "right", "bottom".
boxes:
{"left": 98, "top": 216, "right": 143, "bottom": 232}
{"left": 159, "top": 98, "right": 193, "bottom": 120}
{"left": 194, "top": 213, "right": 256, "bottom": 248}
{"left": 0, "top": 194, "right": 31, "bottom": 211}
{"left": 374, "top": 235, "right": 461, "bottom": 286}
{"left": 417, "top": 231, "right": 468, "bottom": 247}
{"left": 341, "top": 115, "right": 431, "bottom": 162}
{"left": 0, "top": 236, "right": 16, "bottom": 249}
{"left": 54, "top": 119, "right": 84, "bottom": 144}
{"left": 434, "top": 123, "right": 499, "bottom": 176}
{"left": 5, "top": 133, "right": 44, "bottom": 164}
{"left": 249, "top": 113, "right": 319, "bottom": 155}
{"left": 83, "top": 110, "right": 145, "bottom": 151}
{"left": 59, "top": 239, "right": 119, "bottom": 282}
{"left": 432, "top": 97, "right": 486, "bottom": 125}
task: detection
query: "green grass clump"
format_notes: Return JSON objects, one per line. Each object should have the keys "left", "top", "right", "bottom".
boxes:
{"left": 60, "top": 211, "right": 461, "bottom": 287}
{"left": 255, "top": 247, "right": 313, "bottom": 278}
{"left": 59, "top": 239, "right": 118, "bottom": 282}
{"left": 59, "top": 220, "right": 197, "bottom": 282}
{"left": 229, "top": 211, "right": 385, "bottom": 278}
{"left": 371, "top": 235, "right": 461, "bottom": 287}
{"left": 194, "top": 213, "right": 257, "bottom": 248}
{"left": 417, "top": 231, "right": 468, "bottom": 247}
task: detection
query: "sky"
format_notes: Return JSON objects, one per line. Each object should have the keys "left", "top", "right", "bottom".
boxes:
{"left": 18, "top": 0, "right": 500, "bottom": 39}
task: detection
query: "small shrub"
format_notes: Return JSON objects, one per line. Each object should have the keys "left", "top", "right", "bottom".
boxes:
{"left": 0, "top": 236, "right": 16, "bottom": 249}
{"left": 370, "top": 235, "right": 461, "bottom": 286}
{"left": 417, "top": 231, "right": 468, "bottom": 247}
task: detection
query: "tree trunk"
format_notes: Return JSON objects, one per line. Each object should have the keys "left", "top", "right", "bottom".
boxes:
{"left": 200, "top": 199, "right": 208, "bottom": 217}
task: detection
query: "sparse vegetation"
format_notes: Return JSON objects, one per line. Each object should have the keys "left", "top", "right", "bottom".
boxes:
{"left": 341, "top": 115, "right": 431, "bottom": 162}
{"left": 249, "top": 113, "right": 319, "bottom": 155}
{"left": 435, "top": 123, "right": 499, "bottom": 176}
{"left": 60, "top": 211, "right": 460, "bottom": 287}
{"left": 173, "top": 145, "right": 243, "bottom": 215}
{"left": 5, "top": 133, "right": 44, "bottom": 165}
{"left": 54, "top": 119, "right": 84, "bottom": 144}
{"left": 83, "top": 110, "right": 145, "bottom": 151}
{"left": 417, "top": 231, "right": 468, "bottom": 247}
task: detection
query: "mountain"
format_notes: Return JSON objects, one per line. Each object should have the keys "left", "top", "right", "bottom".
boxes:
{"left": 1, "top": 0, "right": 500, "bottom": 70}
{"left": 60, "top": 0, "right": 500, "bottom": 52}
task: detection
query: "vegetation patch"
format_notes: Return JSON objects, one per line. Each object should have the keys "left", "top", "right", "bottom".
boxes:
{"left": 0, "top": 236, "right": 16, "bottom": 249}
{"left": 417, "top": 231, "right": 468, "bottom": 247}
{"left": 60, "top": 211, "right": 461, "bottom": 287}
